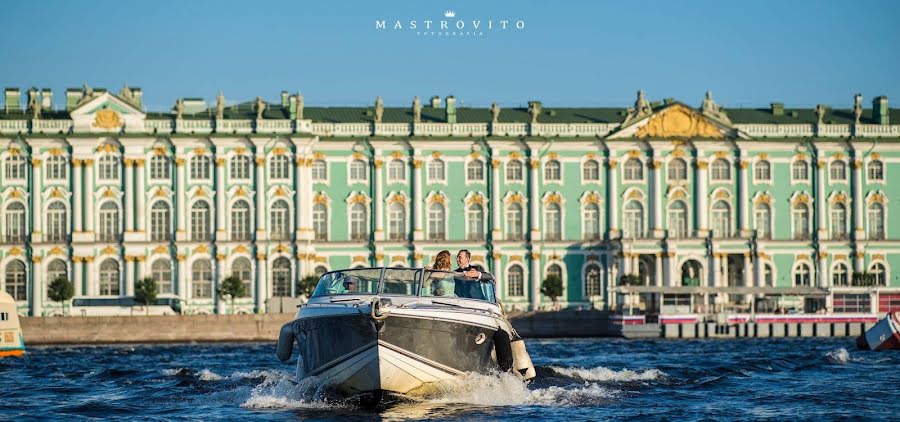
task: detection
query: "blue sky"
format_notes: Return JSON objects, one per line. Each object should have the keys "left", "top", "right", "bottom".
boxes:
{"left": 2, "top": 0, "right": 898, "bottom": 111}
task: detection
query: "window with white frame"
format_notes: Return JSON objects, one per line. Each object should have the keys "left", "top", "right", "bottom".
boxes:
{"left": 4, "top": 260, "right": 26, "bottom": 301}
{"left": 232, "top": 257, "right": 252, "bottom": 297}
{"left": 754, "top": 203, "right": 771, "bottom": 239}
{"left": 794, "top": 263, "right": 811, "bottom": 287}
{"left": 792, "top": 203, "right": 810, "bottom": 240}
{"left": 270, "top": 200, "right": 290, "bottom": 240}
{"left": 47, "top": 259, "right": 67, "bottom": 284}
{"left": 190, "top": 156, "right": 211, "bottom": 180}
{"left": 830, "top": 161, "right": 847, "bottom": 182}
{"left": 507, "top": 264, "right": 524, "bottom": 296}
{"left": 4, "top": 202, "right": 26, "bottom": 242}
{"left": 150, "top": 155, "right": 170, "bottom": 180}
{"left": 583, "top": 159, "right": 600, "bottom": 182}
{"left": 623, "top": 200, "right": 644, "bottom": 238}
{"left": 755, "top": 160, "right": 771, "bottom": 181}
{"left": 388, "top": 203, "right": 406, "bottom": 241}
{"left": 427, "top": 159, "right": 445, "bottom": 183}
{"left": 190, "top": 201, "right": 211, "bottom": 241}
{"left": 584, "top": 264, "right": 601, "bottom": 296}
{"left": 313, "top": 203, "right": 328, "bottom": 241}
{"left": 99, "top": 201, "right": 120, "bottom": 242}
{"left": 668, "top": 158, "right": 687, "bottom": 182}
{"left": 624, "top": 159, "right": 643, "bottom": 181}
{"left": 98, "top": 155, "right": 119, "bottom": 180}
{"left": 711, "top": 159, "right": 731, "bottom": 181}
{"left": 711, "top": 200, "right": 731, "bottom": 238}
{"left": 388, "top": 159, "right": 405, "bottom": 182}
{"left": 668, "top": 200, "right": 688, "bottom": 239}
{"left": 547, "top": 264, "right": 562, "bottom": 282}
{"left": 192, "top": 259, "right": 212, "bottom": 299}
{"left": 467, "top": 160, "right": 484, "bottom": 182}
{"left": 830, "top": 202, "right": 848, "bottom": 239}
{"left": 230, "top": 155, "right": 251, "bottom": 180}
{"left": 544, "top": 203, "right": 561, "bottom": 240}
{"left": 46, "top": 201, "right": 67, "bottom": 242}
{"left": 151, "top": 201, "right": 171, "bottom": 241}
{"left": 99, "top": 259, "right": 120, "bottom": 296}
{"left": 583, "top": 203, "right": 601, "bottom": 240}
{"left": 45, "top": 156, "right": 66, "bottom": 181}
{"left": 466, "top": 204, "right": 484, "bottom": 241}
{"left": 792, "top": 161, "right": 809, "bottom": 182}
{"left": 868, "top": 160, "right": 884, "bottom": 181}
{"left": 311, "top": 159, "right": 327, "bottom": 181}
{"left": 506, "top": 160, "right": 523, "bottom": 182}
{"left": 349, "top": 159, "right": 367, "bottom": 183}
{"left": 269, "top": 155, "right": 290, "bottom": 180}
{"left": 152, "top": 259, "right": 173, "bottom": 294}
{"left": 544, "top": 160, "right": 561, "bottom": 182}
{"left": 230, "top": 200, "right": 251, "bottom": 241}
{"left": 272, "top": 257, "right": 291, "bottom": 297}
{"left": 427, "top": 202, "right": 445, "bottom": 241}
{"left": 867, "top": 203, "right": 885, "bottom": 240}
{"left": 505, "top": 203, "right": 523, "bottom": 240}
{"left": 349, "top": 203, "right": 368, "bottom": 241}
{"left": 4, "top": 154, "right": 26, "bottom": 180}
{"left": 870, "top": 262, "right": 887, "bottom": 286}
{"left": 832, "top": 263, "right": 848, "bottom": 286}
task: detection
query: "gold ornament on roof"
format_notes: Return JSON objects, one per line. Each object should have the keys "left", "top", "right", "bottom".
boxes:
{"left": 9, "top": 247, "right": 23, "bottom": 256}
{"left": 585, "top": 153, "right": 596, "bottom": 160}
{"left": 869, "top": 193, "right": 885, "bottom": 204}
{"left": 872, "top": 153, "right": 881, "bottom": 160}
{"left": 154, "top": 188, "right": 166, "bottom": 198}
{"left": 352, "top": 255, "right": 367, "bottom": 264}
{"left": 274, "top": 244, "right": 289, "bottom": 253}
{"left": 470, "top": 151, "right": 481, "bottom": 159}
{"left": 195, "top": 245, "right": 208, "bottom": 254}
{"left": 153, "top": 245, "right": 167, "bottom": 254}
{"left": 272, "top": 147, "right": 287, "bottom": 156}
{"left": 391, "top": 151, "right": 403, "bottom": 159}
{"left": 509, "top": 152, "right": 522, "bottom": 160}
{"left": 634, "top": 104, "right": 723, "bottom": 138}
{"left": 50, "top": 188, "right": 63, "bottom": 198}
{"left": 714, "top": 190, "right": 730, "bottom": 200}
{"left": 235, "top": 187, "right": 246, "bottom": 197}
{"left": 833, "top": 153, "right": 845, "bottom": 160}
{"left": 93, "top": 109, "right": 122, "bottom": 129}
{"left": 353, "top": 152, "right": 364, "bottom": 160}
{"left": 793, "top": 194, "right": 810, "bottom": 205}
{"left": 431, "top": 151, "right": 443, "bottom": 159}
{"left": 626, "top": 190, "right": 643, "bottom": 200}
{"left": 274, "top": 186, "right": 286, "bottom": 197}
{"left": 467, "top": 194, "right": 484, "bottom": 206}
{"left": 194, "top": 148, "right": 207, "bottom": 155}
{"left": 234, "top": 147, "right": 247, "bottom": 155}
{"left": 97, "top": 144, "right": 117, "bottom": 153}
{"left": 628, "top": 150, "right": 641, "bottom": 158}
{"left": 547, "top": 152, "right": 558, "bottom": 160}
{"left": 9, "top": 190, "right": 21, "bottom": 199}
{"left": 671, "top": 149, "right": 685, "bottom": 158}
{"left": 153, "top": 147, "right": 166, "bottom": 156}
{"left": 102, "top": 246, "right": 116, "bottom": 255}
{"left": 832, "top": 193, "right": 847, "bottom": 204}
{"left": 103, "top": 188, "right": 115, "bottom": 198}
{"left": 715, "top": 151, "right": 727, "bottom": 159}
{"left": 755, "top": 193, "right": 772, "bottom": 205}
{"left": 428, "top": 194, "right": 446, "bottom": 205}
{"left": 234, "top": 245, "right": 248, "bottom": 253}
{"left": 671, "top": 190, "right": 686, "bottom": 200}
{"left": 50, "top": 246, "right": 63, "bottom": 255}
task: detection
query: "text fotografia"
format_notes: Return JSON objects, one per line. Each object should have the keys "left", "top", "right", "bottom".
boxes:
{"left": 375, "top": 10, "right": 525, "bottom": 37}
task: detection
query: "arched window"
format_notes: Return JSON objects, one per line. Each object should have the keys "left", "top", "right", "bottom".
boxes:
{"left": 867, "top": 203, "right": 885, "bottom": 240}
{"left": 830, "top": 161, "right": 847, "bottom": 182}
{"left": 311, "top": 159, "right": 327, "bottom": 181}
{"left": 544, "top": 160, "right": 561, "bottom": 182}
{"left": 754, "top": 203, "right": 771, "bottom": 239}
{"left": 544, "top": 203, "right": 561, "bottom": 240}
{"left": 312, "top": 203, "right": 327, "bottom": 241}
{"left": 4, "top": 202, "right": 26, "bottom": 242}
{"left": 584, "top": 264, "right": 601, "bottom": 297}
{"left": 583, "top": 160, "right": 600, "bottom": 182}
{"left": 792, "top": 161, "right": 809, "bottom": 182}
{"left": 272, "top": 257, "right": 291, "bottom": 297}
{"left": 711, "top": 159, "right": 731, "bottom": 181}
{"left": 190, "top": 201, "right": 211, "bottom": 241}
{"left": 5, "top": 260, "right": 27, "bottom": 301}
{"left": 47, "top": 259, "right": 67, "bottom": 284}
{"left": 681, "top": 260, "right": 702, "bottom": 286}
{"left": 506, "top": 160, "right": 523, "bottom": 182}
{"left": 270, "top": 200, "right": 291, "bottom": 241}
{"left": 349, "top": 159, "right": 367, "bottom": 182}
{"left": 427, "top": 202, "right": 445, "bottom": 241}
{"left": 98, "top": 155, "right": 119, "bottom": 180}
{"left": 668, "top": 200, "right": 688, "bottom": 239}
{"left": 867, "top": 160, "right": 884, "bottom": 181}
{"left": 583, "top": 203, "right": 601, "bottom": 240}
{"left": 830, "top": 202, "right": 848, "bottom": 240}
{"left": 150, "top": 201, "right": 171, "bottom": 241}
{"left": 792, "top": 203, "right": 810, "bottom": 240}
{"left": 507, "top": 264, "right": 524, "bottom": 297}
{"left": 832, "top": 262, "right": 848, "bottom": 286}
{"left": 467, "top": 160, "right": 484, "bottom": 182}
{"left": 45, "top": 155, "right": 66, "bottom": 180}
{"left": 427, "top": 159, "right": 445, "bottom": 182}
{"left": 668, "top": 158, "right": 687, "bottom": 182}
{"left": 794, "top": 263, "right": 811, "bottom": 287}
{"left": 4, "top": 154, "right": 26, "bottom": 180}
{"left": 624, "top": 158, "right": 643, "bottom": 181}
{"left": 349, "top": 203, "right": 368, "bottom": 241}
{"left": 152, "top": 259, "right": 173, "bottom": 294}
{"left": 46, "top": 201, "right": 67, "bottom": 242}
{"left": 466, "top": 204, "right": 484, "bottom": 241}
{"left": 623, "top": 200, "right": 644, "bottom": 238}
{"left": 388, "top": 202, "right": 406, "bottom": 241}
{"left": 190, "top": 155, "right": 210, "bottom": 180}
{"left": 269, "top": 155, "right": 290, "bottom": 180}
{"left": 191, "top": 260, "right": 212, "bottom": 299}
{"left": 755, "top": 160, "right": 771, "bottom": 181}
{"left": 99, "top": 201, "right": 120, "bottom": 242}
{"left": 230, "top": 155, "right": 251, "bottom": 180}
{"left": 150, "top": 155, "right": 170, "bottom": 180}
{"left": 547, "top": 264, "right": 562, "bottom": 281}
{"left": 388, "top": 159, "right": 405, "bottom": 181}
{"left": 712, "top": 200, "right": 731, "bottom": 238}
{"left": 232, "top": 257, "right": 252, "bottom": 297}
{"left": 870, "top": 263, "right": 887, "bottom": 286}
{"left": 505, "top": 203, "right": 523, "bottom": 240}
{"left": 99, "top": 259, "right": 120, "bottom": 296}
{"left": 230, "top": 200, "right": 251, "bottom": 241}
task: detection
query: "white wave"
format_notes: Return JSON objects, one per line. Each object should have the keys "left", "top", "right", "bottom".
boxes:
{"left": 230, "top": 369, "right": 286, "bottom": 380}
{"left": 548, "top": 365, "right": 665, "bottom": 381}
{"left": 239, "top": 371, "right": 342, "bottom": 410}
{"left": 421, "top": 372, "right": 619, "bottom": 407}
{"left": 199, "top": 369, "right": 225, "bottom": 381}
{"left": 160, "top": 368, "right": 185, "bottom": 376}
{"left": 824, "top": 348, "right": 858, "bottom": 364}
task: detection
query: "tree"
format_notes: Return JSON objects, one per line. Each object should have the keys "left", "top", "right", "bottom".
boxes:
{"left": 47, "top": 276, "right": 74, "bottom": 316}
{"left": 540, "top": 274, "right": 564, "bottom": 310}
{"left": 134, "top": 277, "right": 159, "bottom": 316}
{"left": 297, "top": 274, "right": 319, "bottom": 298}
{"left": 219, "top": 275, "right": 246, "bottom": 315}
{"left": 619, "top": 274, "right": 643, "bottom": 286}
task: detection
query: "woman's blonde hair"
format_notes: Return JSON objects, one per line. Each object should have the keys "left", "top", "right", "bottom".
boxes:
{"left": 433, "top": 250, "right": 452, "bottom": 271}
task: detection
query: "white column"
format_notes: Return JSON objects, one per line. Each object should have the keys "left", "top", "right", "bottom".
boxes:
{"left": 697, "top": 157, "right": 709, "bottom": 237}
{"left": 753, "top": 252, "right": 762, "bottom": 287}
{"left": 176, "top": 159, "right": 186, "bottom": 238}
{"left": 816, "top": 160, "right": 826, "bottom": 240}
{"left": 413, "top": 157, "right": 424, "bottom": 241}
{"left": 530, "top": 252, "right": 541, "bottom": 311}
{"left": 654, "top": 253, "right": 663, "bottom": 287}
{"left": 492, "top": 253, "right": 503, "bottom": 299}
{"left": 739, "top": 160, "right": 749, "bottom": 235}
{"left": 666, "top": 253, "right": 677, "bottom": 287}
{"left": 818, "top": 254, "right": 829, "bottom": 288}
{"left": 125, "top": 256, "right": 135, "bottom": 296}
{"left": 608, "top": 158, "right": 619, "bottom": 237}
{"left": 743, "top": 253, "right": 751, "bottom": 288}
{"left": 722, "top": 254, "right": 729, "bottom": 287}
{"left": 74, "top": 160, "right": 84, "bottom": 233}
{"left": 32, "top": 258, "right": 43, "bottom": 316}
{"left": 854, "top": 252, "right": 865, "bottom": 275}
{"left": 295, "top": 157, "right": 304, "bottom": 238}
{"left": 711, "top": 253, "right": 720, "bottom": 288}
{"left": 214, "top": 257, "right": 225, "bottom": 314}
{"left": 852, "top": 159, "right": 865, "bottom": 240}
{"left": 135, "top": 159, "right": 145, "bottom": 232}
{"left": 32, "top": 158, "right": 42, "bottom": 238}
{"left": 124, "top": 160, "right": 134, "bottom": 232}
{"left": 255, "top": 156, "right": 266, "bottom": 238}
{"left": 84, "top": 160, "right": 94, "bottom": 233}
{"left": 303, "top": 157, "right": 314, "bottom": 239}
{"left": 491, "top": 159, "right": 502, "bottom": 240}
{"left": 256, "top": 253, "right": 267, "bottom": 313}
{"left": 216, "top": 158, "right": 226, "bottom": 237}
{"left": 290, "top": 255, "right": 298, "bottom": 298}
{"left": 528, "top": 157, "right": 540, "bottom": 241}
{"left": 374, "top": 157, "right": 384, "bottom": 241}
{"left": 177, "top": 256, "right": 188, "bottom": 300}
{"left": 651, "top": 160, "right": 662, "bottom": 237}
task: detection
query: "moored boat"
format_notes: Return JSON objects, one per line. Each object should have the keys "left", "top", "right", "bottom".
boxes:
{"left": 856, "top": 311, "right": 900, "bottom": 351}
{"left": 0, "top": 291, "right": 25, "bottom": 358}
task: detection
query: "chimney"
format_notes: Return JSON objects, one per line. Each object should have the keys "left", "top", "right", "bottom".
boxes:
{"left": 66, "top": 88, "right": 82, "bottom": 111}
{"left": 41, "top": 88, "right": 53, "bottom": 110}
{"left": 288, "top": 95, "right": 298, "bottom": 120}
{"left": 430, "top": 95, "right": 441, "bottom": 108}
{"left": 873, "top": 96, "right": 889, "bottom": 125}
{"left": 770, "top": 102, "right": 784, "bottom": 116}
{"left": 445, "top": 95, "right": 457, "bottom": 124}
{"left": 281, "top": 91, "right": 289, "bottom": 108}
{"left": 131, "top": 88, "right": 143, "bottom": 110}
{"left": 4, "top": 88, "right": 20, "bottom": 112}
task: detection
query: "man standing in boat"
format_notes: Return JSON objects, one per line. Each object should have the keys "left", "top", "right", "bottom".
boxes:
{"left": 454, "top": 250, "right": 494, "bottom": 299}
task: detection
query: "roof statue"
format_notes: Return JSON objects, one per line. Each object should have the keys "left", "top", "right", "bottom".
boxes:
{"left": 255, "top": 96, "right": 266, "bottom": 120}
{"left": 76, "top": 83, "right": 98, "bottom": 107}
{"left": 296, "top": 92, "right": 304, "bottom": 120}
{"left": 119, "top": 83, "right": 133, "bottom": 100}
{"left": 622, "top": 89, "right": 653, "bottom": 126}
{"left": 173, "top": 98, "right": 184, "bottom": 119}
{"left": 700, "top": 90, "right": 731, "bottom": 125}
{"left": 853, "top": 93, "right": 863, "bottom": 125}
{"left": 216, "top": 92, "right": 225, "bottom": 120}
{"left": 412, "top": 96, "right": 421, "bottom": 123}
{"left": 374, "top": 96, "right": 384, "bottom": 123}
{"left": 28, "top": 88, "right": 40, "bottom": 119}
{"left": 528, "top": 101, "right": 541, "bottom": 124}
{"left": 490, "top": 102, "right": 501, "bottom": 124}
{"left": 815, "top": 104, "right": 827, "bottom": 125}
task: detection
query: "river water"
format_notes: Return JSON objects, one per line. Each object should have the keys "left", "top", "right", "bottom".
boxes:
{"left": 2, "top": 338, "right": 898, "bottom": 421}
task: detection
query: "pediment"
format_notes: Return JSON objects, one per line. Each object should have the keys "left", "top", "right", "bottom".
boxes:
{"left": 69, "top": 92, "right": 146, "bottom": 133}
{"left": 70, "top": 92, "right": 146, "bottom": 119}
{"left": 608, "top": 103, "right": 745, "bottom": 139}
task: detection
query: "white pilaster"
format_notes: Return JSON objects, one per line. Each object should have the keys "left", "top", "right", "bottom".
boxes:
{"left": 711, "top": 253, "right": 720, "bottom": 288}
{"left": 739, "top": 160, "right": 750, "bottom": 235}
{"left": 852, "top": 159, "right": 865, "bottom": 240}
{"left": 528, "top": 157, "right": 540, "bottom": 242}
{"left": 374, "top": 156, "right": 384, "bottom": 241}
{"left": 216, "top": 158, "right": 226, "bottom": 236}
{"left": 530, "top": 252, "right": 541, "bottom": 311}
{"left": 816, "top": 160, "right": 826, "bottom": 240}
{"left": 743, "top": 253, "right": 751, "bottom": 288}
{"left": 696, "top": 156, "right": 709, "bottom": 237}
{"left": 294, "top": 157, "right": 303, "bottom": 238}
{"left": 491, "top": 159, "right": 502, "bottom": 240}
{"left": 608, "top": 157, "right": 619, "bottom": 237}
{"left": 177, "top": 256, "right": 188, "bottom": 300}
{"left": 651, "top": 160, "right": 662, "bottom": 237}
{"left": 666, "top": 253, "right": 677, "bottom": 287}
{"left": 214, "top": 257, "right": 225, "bottom": 314}
{"left": 32, "top": 258, "right": 43, "bottom": 316}
{"left": 73, "top": 257, "right": 84, "bottom": 296}
{"left": 255, "top": 156, "right": 266, "bottom": 239}
{"left": 654, "top": 253, "right": 663, "bottom": 287}
{"left": 73, "top": 160, "right": 83, "bottom": 233}
{"left": 125, "top": 256, "right": 135, "bottom": 297}
{"left": 124, "top": 160, "right": 134, "bottom": 232}
{"left": 176, "top": 159, "right": 187, "bottom": 240}
{"left": 818, "top": 254, "right": 829, "bottom": 288}
{"left": 84, "top": 160, "right": 94, "bottom": 234}
{"left": 135, "top": 160, "right": 145, "bottom": 232}
{"left": 413, "top": 155, "right": 424, "bottom": 241}
{"left": 31, "top": 158, "right": 42, "bottom": 240}
{"left": 256, "top": 253, "right": 267, "bottom": 313}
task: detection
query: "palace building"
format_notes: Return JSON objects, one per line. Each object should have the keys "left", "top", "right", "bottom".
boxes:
{"left": 1, "top": 85, "right": 899, "bottom": 318}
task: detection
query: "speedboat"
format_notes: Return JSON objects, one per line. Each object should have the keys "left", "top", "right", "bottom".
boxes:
{"left": 856, "top": 311, "right": 900, "bottom": 351}
{"left": 275, "top": 267, "right": 535, "bottom": 404}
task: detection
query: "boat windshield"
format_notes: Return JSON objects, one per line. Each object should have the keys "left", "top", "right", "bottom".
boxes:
{"left": 311, "top": 268, "right": 382, "bottom": 296}
{"left": 382, "top": 268, "right": 422, "bottom": 296}
{"left": 422, "top": 270, "right": 496, "bottom": 303}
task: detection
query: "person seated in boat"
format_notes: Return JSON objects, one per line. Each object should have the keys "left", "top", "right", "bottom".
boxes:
{"left": 453, "top": 249, "right": 494, "bottom": 300}
{"left": 342, "top": 275, "right": 360, "bottom": 293}
{"left": 427, "top": 250, "right": 452, "bottom": 296}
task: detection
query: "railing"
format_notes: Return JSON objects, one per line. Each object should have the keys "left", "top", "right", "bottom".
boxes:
{"left": 32, "top": 119, "right": 73, "bottom": 134}
{"left": 144, "top": 119, "right": 174, "bottom": 133}
{"left": 256, "top": 120, "right": 294, "bottom": 134}
{"left": 856, "top": 124, "right": 900, "bottom": 137}
{"left": 734, "top": 123, "right": 814, "bottom": 138}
